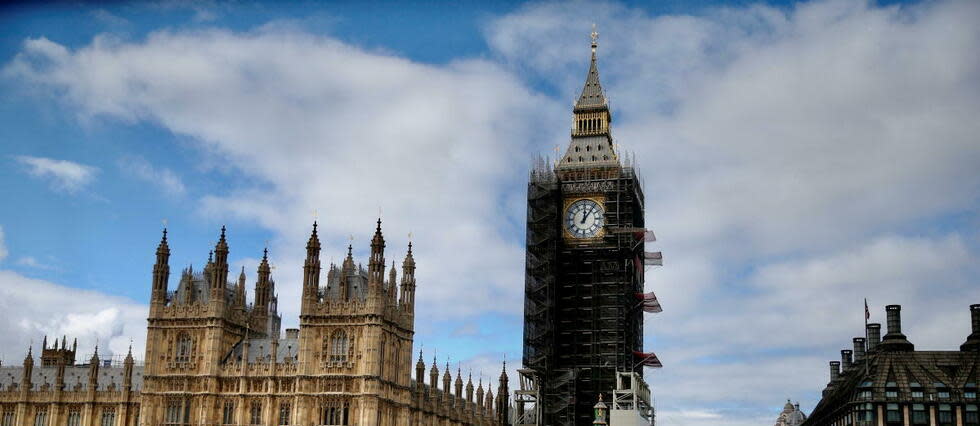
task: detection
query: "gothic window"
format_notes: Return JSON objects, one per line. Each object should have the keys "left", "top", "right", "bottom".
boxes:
{"left": 175, "top": 333, "right": 192, "bottom": 363}
{"left": 250, "top": 401, "right": 262, "bottom": 425}
{"left": 319, "top": 402, "right": 348, "bottom": 426}
{"left": 1, "top": 409, "right": 13, "bottom": 426}
{"left": 597, "top": 144, "right": 603, "bottom": 150}
{"left": 164, "top": 399, "right": 187, "bottom": 426}
{"left": 603, "top": 155, "right": 609, "bottom": 161}
{"left": 33, "top": 408, "right": 46, "bottom": 426}
{"left": 586, "top": 145, "right": 591, "bottom": 152}
{"left": 936, "top": 382, "right": 950, "bottom": 399}
{"left": 574, "top": 146, "right": 580, "bottom": 152}
{"left": 222, "top": 401, "right": 235, "bottom": 425}
{"left": 330, "top": 331, "right": 348, "bottom": 363}
{"left": 67, "top": 409, "right": 81, "bottom": 426}
{"left": 591, "top": 155, "right": 596, "bottom": 161}
{"left": 278, "top": 403, "right": 291, "bottom": 426}
{"left": 100, "top": 408, "right": 115, "bottom": 426}
{"left": 578, "top": 156, "right": 583, "bottom": 162}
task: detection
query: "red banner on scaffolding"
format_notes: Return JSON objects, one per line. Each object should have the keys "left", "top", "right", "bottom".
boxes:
{"left": 635, "top": 292, "right": 662, "bottom": 313}
{"left": 633, "top": 350, "right": 663, "bottom": 368}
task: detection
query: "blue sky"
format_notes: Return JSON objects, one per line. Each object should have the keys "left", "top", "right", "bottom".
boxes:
{"left": 1, "top": 1, "right": 978, "bottom": 425}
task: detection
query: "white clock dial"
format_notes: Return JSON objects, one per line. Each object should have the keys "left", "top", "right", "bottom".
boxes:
{"left": 565, "top": 199, "right": 605, "bottom": 238}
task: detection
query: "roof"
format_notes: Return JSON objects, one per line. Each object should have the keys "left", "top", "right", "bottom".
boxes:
{"left": 226, "top": 336, "right": 300, "bottom": 364}
{"left": 0, "top": 364, "right": 143, "bottom": 392}
{"left": 574, "top": 46, "right": 607, "bottom": 112}
{"left": 804, "top": 350, "right": 980, "bottom": 424}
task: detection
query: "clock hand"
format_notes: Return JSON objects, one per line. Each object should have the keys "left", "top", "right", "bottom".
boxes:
{"left": 581, "top": 207, "right": 591, "bottom": 224}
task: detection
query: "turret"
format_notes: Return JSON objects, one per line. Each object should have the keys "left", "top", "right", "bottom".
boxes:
{"left": 255, "top": 248, "right": 272, "bottom": 313}
{"left": 368, "top": 219, "right": 386, "bottom": 296}
{"left": 415, "top": 350, "right": 426, "bottom": 393}
{"left": 22, "top": 346, "right": 34, "bottom": 392}
{"left": 210, "top": 226, "right": 230, "bottom": 304}
{"left": 429, "top": 356, "right": 439, "bottom": 393}
{"left": 340, "top": 245, "right": 354, "bottom": 301}
{"left": 151, "top": 228, "right": 171, "bottom": 305}
{"left": 497, "top": 362, "right": 510, "bottom": 423}
{"left": 301, "top": 223, "right": 321, "bottom": 310}
{"left": 443, "top": 362, "right": 451, "bottom": 402}
{"left": 388, "top": 261, "right": 398, "bottom": 307}
{"left": 485, "top": 388, "right": 494, "bottom": 415}
{"left": 399, "top": 242, "right": 417, "bottom": 315}
{"left": 454, "top": 367, "right": 463, "bottom": 402}
{"left": 476, "top": 378, "right": 485, "bottom": 409}
{"left": 123, "top": 345, "right": 134, "bottom": 391}
{"left": 235, "top": 266, "right": 247, "bottom": 308}
{"left": 88, "top": 347, "right": 100, "bottom": 390}
{"left": 466, "top": 372, "right": 474, "bottom": 402}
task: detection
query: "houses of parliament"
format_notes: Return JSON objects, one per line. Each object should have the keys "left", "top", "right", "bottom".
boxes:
{"left": 0, "top": 221, "right": 509, "bottom": 426}
{"left": 0, "top": 28, "right": 663, "bottom": 426}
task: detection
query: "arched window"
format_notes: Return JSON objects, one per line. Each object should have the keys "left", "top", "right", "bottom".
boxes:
{"left": 330, "top": 331, "right": 348, "bottom": 363}
{"left": 176, "top": 333, "right": 192, "bottom": 363}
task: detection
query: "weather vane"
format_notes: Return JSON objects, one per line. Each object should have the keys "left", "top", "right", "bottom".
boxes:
{"left": 591, "top": 23, "right": 599, "bottom": 49}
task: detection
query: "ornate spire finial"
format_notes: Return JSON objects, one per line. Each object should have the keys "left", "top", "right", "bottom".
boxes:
{"left": 591, "top": 23, "right": 599, "bottom": 51}
{"left": 263, "top": 247, "right": 269, "bottom": 260}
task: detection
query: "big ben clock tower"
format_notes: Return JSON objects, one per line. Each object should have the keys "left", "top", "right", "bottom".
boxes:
{"left": 522, "top": 28, "right": 660, "bottom": 426}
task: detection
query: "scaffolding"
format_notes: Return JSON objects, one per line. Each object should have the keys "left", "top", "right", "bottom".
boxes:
{"left": 611, "top": 372, "right": 654, "bottom": 425}
{"left": 514, "top": 369, "right": 541, "bottom": 426}
{"left": 522, "top": 158, "right": 653, "bottom": 425}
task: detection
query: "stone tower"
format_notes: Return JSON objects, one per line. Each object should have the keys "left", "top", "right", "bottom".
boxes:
{"left": 522, "top": 27, "right": 653, "bottom": 425}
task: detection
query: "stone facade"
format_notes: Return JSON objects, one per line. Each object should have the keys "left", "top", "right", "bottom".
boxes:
{"left": 0, "top": 222, "right": 508, "bottom": 426}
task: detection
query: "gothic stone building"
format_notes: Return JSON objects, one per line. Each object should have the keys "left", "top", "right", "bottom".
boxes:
{"left": 803, "top": 304, "right": 980, "bottom": 426}
{"left": 0, "top": 222, "right": 510, "bottom": 426}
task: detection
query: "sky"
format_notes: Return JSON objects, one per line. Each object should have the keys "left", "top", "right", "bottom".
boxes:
{"left": 0, "top": 0, "right": 978, "bottom": 424}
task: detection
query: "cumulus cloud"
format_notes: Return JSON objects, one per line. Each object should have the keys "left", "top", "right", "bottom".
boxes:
{"left": 4, "top": 0, "right": 980, "bottom": 424}
{"left": 0, "top": 269, "right": 147, "bottom": 362}
{"left": 118, "top": 155, "right": 187, "bottom": 197}
{"left": 13, "top": 155, "right": 99, "bottom": 193}
{"left": 486, "top": 0, "right": 980, "bottom": 421}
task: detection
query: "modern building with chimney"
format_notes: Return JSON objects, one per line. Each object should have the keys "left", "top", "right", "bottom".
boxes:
{"left": 802, "top": 304, "right": 980, "bottom": 426}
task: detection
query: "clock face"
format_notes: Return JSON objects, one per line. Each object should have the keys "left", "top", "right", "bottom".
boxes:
{"left": 565, "top": 199, "right": 605, "bottom": 238}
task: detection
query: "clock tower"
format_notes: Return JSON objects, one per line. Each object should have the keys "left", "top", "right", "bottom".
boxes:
{"left": 522, "top": 28, "right": 657, "bottom": 426}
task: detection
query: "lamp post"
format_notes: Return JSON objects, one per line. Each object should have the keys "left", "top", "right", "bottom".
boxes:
{"left": 594, "top": 394, "right": 608, "bottom": 425}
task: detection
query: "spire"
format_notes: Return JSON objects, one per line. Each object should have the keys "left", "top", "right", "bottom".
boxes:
{"left": 399, "top": 241, "right": 417, "bottom": 312}
{"left": 301, "top": 223, "right": 322, "bottom": 308}
{"left": 415, "top": 349, "right": 426, "bottom": 392}
{"left": 559, "top": 25, "right": 619, "bottom": 170}
{"left": 455, "top": 366, "right": 464, "bottom": 399}
{"left": 574, "top": 24, "right": 607, "bottom": 112}
{"left": 256, "top": 248, "right": 272, "bottom": 313}
{"left": 430, "top": 355, "right": 440, "bottom": 391}
{"left": 235, "top": 266, "right": 247, "bottom": 308}
{"left": 151, "top": 227, "right": 171, "bottom": 304}
{"left": 466, "top": 371, "right": 474, "bottom": 402}
{"left": 368, "top": 218, "right": 386, "bottom": 290}
{"left": 210, "top": 227, "right": 230, "bottom": 302}
{"left": 497, "top": 361, "right": 510, "bottom": 423}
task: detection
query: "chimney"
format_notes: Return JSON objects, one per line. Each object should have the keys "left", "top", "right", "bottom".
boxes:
{"left": 960, "top": 304, "right": 980, "bottom": 351}
{"left": 829, "top": 361, "right": 840, "bottom": 383}
{"left": 880, "top": 305, "right": 914, "bottom": 351}
{"left": 841, "top": 350, "right": 853, "bottom": 371}
{"left": 866, "top": 323, "right": 881, "bottom": 352}
{"left": 853, "top": 337, "right": 866, "bottom": 362}
{"left": 285, "top": 328, "right": 299, "bottom": 340}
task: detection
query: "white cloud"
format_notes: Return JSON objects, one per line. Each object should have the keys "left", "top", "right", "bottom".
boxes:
{"left": 0, "top": 269, "right": 147, "bottom": 362}
{"left": 4, "top": 1, "right": 980, "bottom": 424}
{"left": 118, "top": 155, "right": 187, "bottom": 197}
{"left": 13, "top": 155, "right": 99, "bottom": 193}
{"left": 15, "top": 256, "right": 56, "bottom": 270}
{"left": 3, "top": 26, "right": 555, "bottom": 325}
